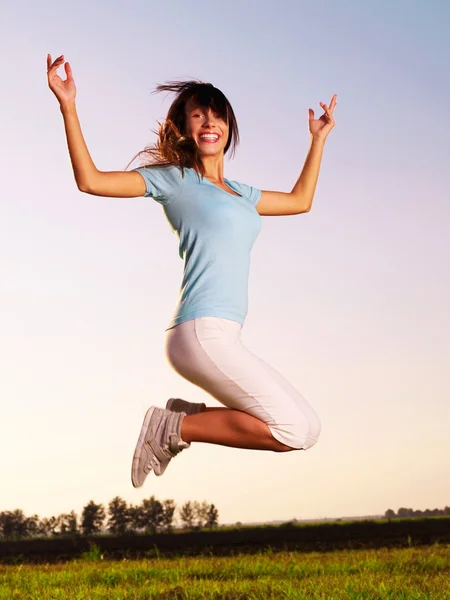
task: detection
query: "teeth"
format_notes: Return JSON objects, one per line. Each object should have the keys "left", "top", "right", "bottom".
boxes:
{"left": 200, "top": 134, "right": 219, "bottom": 140}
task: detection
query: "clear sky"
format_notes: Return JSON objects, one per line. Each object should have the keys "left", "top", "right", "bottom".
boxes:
{"left": 1, "top": 0, "right": 449, "bottom": 525}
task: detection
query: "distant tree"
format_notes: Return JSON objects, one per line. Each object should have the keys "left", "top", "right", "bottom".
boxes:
{"left": 37, "top": 516, "right": 59, "bottom": 536}
{"left": 25, "top": 514, "right": 40, "bottom": 537}
{"left": 188, "top": 501, "right": 219, "bottom": 529}
{"left": 57, "top": 511, "right": 78, "bottom": 535}
{"left": 193, "top": 501, "right": 210, "bottom": 529}
{"left": 68, "top": 511, "right": 79, "bottom": 534}
{"left": 107, "top": 496, "right": 130, "bottom": 535}
{"left": 140, "top": 496, "right": 164, "bottom": 534}
{"left": 179, "top": 501, "right": 195, "bottom": 530}
{"left": 384, "top": 506, "right": 450, "bottom": 520}
{"left": 81, "top": 501, "right": 105, "bottom": 535}
{"left": 280, "top": 520, "right": 297, "bottom": 529}
{"left": 161, "top": 499, "right": 176, "bottom": 533}
{"left": 128, "top": 504, "right": 144, "bottom": 533}
{"left": 0, "top": 510, "right": 28, "bottom": 539}
{"left": 0, "top": 511, "right": 13, "bottom": 538}
{"left": 206, "top": 504, "right": 219, "bottom": 528}
{"left": 15, "top": 510, "right": 28, "bottom": 537}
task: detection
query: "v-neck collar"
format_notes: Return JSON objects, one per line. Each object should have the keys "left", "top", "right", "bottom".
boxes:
{"left": 201, "top": 173, "right": 242, "bottom": 198}
{"left": 186, "top": 168, "right": 243, "bottom": 198}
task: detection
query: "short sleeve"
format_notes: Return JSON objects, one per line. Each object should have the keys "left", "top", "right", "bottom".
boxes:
{"left": 133, "top": 165, "right": 183, "bottom": 205}
{"left": 226, "top": 180, "right": 261, "bottom": 206}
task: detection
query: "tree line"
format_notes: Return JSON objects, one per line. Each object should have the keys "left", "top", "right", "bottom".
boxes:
{"left": 384, "top": 505, "right": 450, "bottom": 519}
{"left": 0, "top": 496, "right": 219, "bottom": 540}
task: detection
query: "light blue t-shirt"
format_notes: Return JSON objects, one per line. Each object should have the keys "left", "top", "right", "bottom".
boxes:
{"left": 134, "top": 165, "right": 262, "bottom": 329}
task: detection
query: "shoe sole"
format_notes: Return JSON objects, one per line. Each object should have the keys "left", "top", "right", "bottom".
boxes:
{"left": 131, "top": 406, "right": 157, "bottom": 488}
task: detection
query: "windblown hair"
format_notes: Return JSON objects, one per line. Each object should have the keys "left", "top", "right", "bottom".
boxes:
{"left": 132, "top": 80, "right": 240, "bottom": 176}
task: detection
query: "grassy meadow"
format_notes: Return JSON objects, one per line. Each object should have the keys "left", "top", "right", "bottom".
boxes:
{"left": 1, "top": 545, "right": 449, "bottom": 599}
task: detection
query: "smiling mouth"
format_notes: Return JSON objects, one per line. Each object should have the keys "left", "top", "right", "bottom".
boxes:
{"left": 199, "top": 133, "right": 220, "bottom": 143}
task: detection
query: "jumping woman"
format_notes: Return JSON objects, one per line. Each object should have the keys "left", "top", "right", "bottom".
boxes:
{"left": 47, "top": 54, "right": 337, "bottom": 488}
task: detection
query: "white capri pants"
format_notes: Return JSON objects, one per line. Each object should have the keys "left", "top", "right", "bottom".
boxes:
{"left": 165, "top": 317, "right": 321, "bottom": 450}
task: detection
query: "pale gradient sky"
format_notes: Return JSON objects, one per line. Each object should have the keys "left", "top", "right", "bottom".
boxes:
{"left": 1, "top": 0, "right": 449, "bottom": 525}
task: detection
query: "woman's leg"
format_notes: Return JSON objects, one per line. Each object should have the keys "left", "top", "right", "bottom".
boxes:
{"left": 132, "top": 317, "right": 319, "bottom": 487}
{"left": 166, "top": 317, "right": 321, "bottom": 451}
{"left": 181, "top": 409, "right": 294, "bottom": 452}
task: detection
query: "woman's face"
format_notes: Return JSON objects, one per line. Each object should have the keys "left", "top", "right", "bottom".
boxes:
{"left": 184, "top": 99, "right": 229, "bottom": 157}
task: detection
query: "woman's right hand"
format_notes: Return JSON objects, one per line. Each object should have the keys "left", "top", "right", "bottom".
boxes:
{"left": 47, "top": 54, "right": 77, "bottom": 108}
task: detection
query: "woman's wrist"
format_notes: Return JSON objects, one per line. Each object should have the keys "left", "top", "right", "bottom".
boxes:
{"left": 310, "top": 133, "right": 327, "bottom": 147}
{"left": 60, "top": 100, "right": 77, "bottom": 116}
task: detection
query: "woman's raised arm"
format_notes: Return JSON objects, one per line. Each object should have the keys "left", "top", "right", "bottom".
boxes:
{"left": 47, "top": 54, "right": 146, "bottom": 198}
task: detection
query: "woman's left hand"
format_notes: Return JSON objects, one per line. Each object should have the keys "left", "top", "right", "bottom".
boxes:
{"left": 308, "top": 94, "right": 337, "bottom": 141}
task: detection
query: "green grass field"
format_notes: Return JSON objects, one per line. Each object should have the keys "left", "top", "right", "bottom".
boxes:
{"left": 1, "top": 545, "right": 449, "bottom": 599}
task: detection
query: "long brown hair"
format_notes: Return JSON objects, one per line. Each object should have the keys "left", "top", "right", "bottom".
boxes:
{"left": 132, "top": 80, "right": 240, "bottom": 176}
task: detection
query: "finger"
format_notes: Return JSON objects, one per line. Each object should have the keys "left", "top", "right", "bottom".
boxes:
{"left": 47, "top": 54, "right": 52, "bottom": 69}
{"left": 321, "top": 101, "right": 334, "bottom": 115}
{"left": 308, "top": 108, "right": 315, "bottom": 119}
{"left": 65, "top": 62, "right": 73, "bottom": 80}
{"left": 329, "top": 94, "right": 337, "bottom": 110}
{"left": 320, "top": 103, "right": 334, "bottom": 123}
{"left": 49, "top": 56, "right": 65, "bottom": 73}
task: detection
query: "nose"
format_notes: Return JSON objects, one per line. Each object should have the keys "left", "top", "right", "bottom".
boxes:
{"left": 202, "top": 110, "right": 218, "bottom": 128}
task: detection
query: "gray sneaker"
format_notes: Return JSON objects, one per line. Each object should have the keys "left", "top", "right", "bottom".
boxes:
{"left": 131, "top": 407, "right": 189, "bottom": 488}
{"left": 166, "top": 398, "right": 206, "bottom": 415}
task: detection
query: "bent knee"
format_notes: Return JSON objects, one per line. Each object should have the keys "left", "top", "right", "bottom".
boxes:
{"left": 269, "top": 414, "right": 321, "bottom": 451}
{"left": 304, "top": 413, "right": 321, "bottom": 449}
{"left": 273, "top": 441, "right": 296, "bottom": 453}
